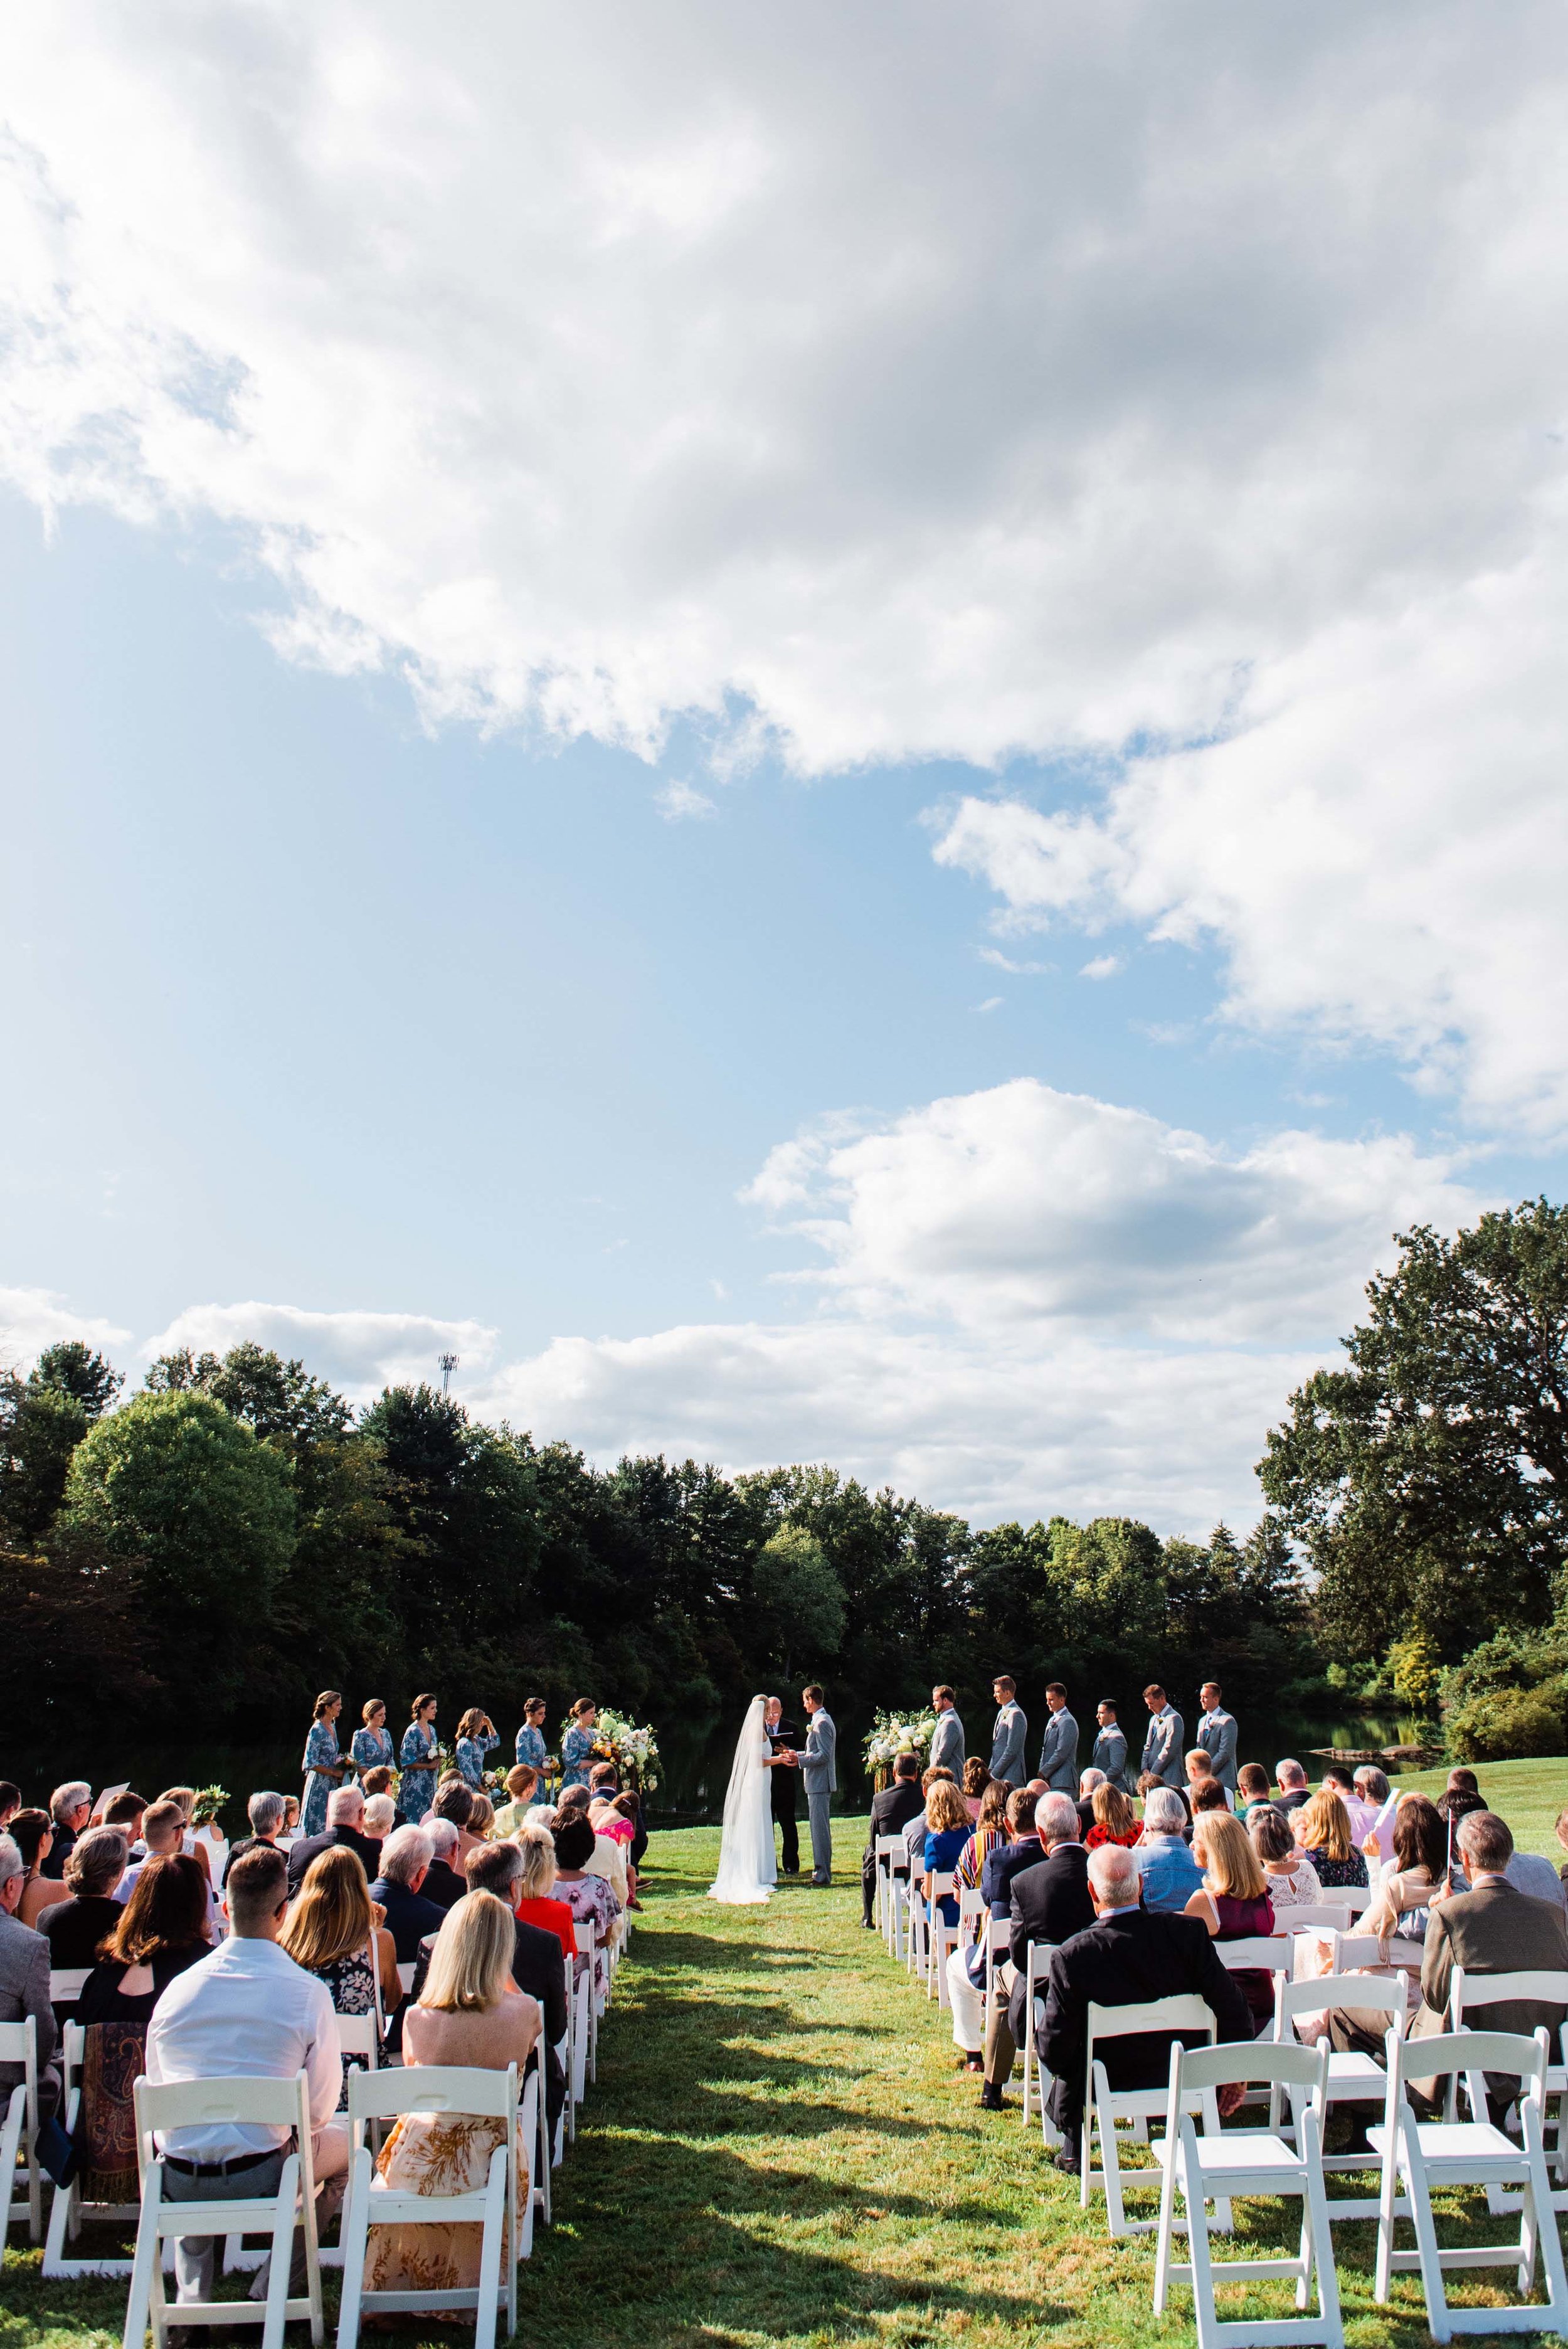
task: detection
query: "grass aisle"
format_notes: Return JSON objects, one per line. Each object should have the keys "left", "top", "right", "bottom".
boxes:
{"left": 6, "top": 1761, "right": 1568, "bottom": 2349}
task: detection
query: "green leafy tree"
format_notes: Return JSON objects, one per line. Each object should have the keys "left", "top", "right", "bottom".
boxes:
{"left": 0, "top": 1342, "right": 125, "bottom": 1542}
{"left": 1260, "top": 1199, "right": 1568, "bottom": 1663}
{"left": 60, "top": 1389, "right": 296, "bottom": 1704}
{"left": 32, "top": 1342, "right": 124, "bottom": 1421}
{"left": 755, "top": 1524, "right": 846, "bottom": 1680}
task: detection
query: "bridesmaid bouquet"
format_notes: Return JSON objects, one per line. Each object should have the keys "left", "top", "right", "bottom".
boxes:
{"left": 191, "top": 1785, "right": 229, "bottom": 1827}
{"left": 583, "top": 1707, "right": 662, "bottom": 1793}
{"left": 863, "top": 1709, "right": 939, "bottom": 1789}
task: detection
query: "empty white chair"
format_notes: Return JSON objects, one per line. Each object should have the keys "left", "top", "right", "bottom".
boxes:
{"left": 1080, "top": 1993, "right": 1221, "bottom": 2239}
{"left": 396, "top": 1963, "right": 416, "bottom": 1997}
{"left": 1444, "top": 1967, "right": 1568, "bottom": 2136}
{"left": 873, "top": 1837, "right": 906, "bottom": 1950}
{"left": 1152, "top": 2037, "right": 1342, "bottom": 2349}
{"left": 1018, "top": 1941, "right": 1056, "bottom": 2128}
{"left": 574, "top": 1924, "right": 598, "bottom": 2083}
{"left": 1272, "top": 1973, "right": 1406, "bottom": 2219}
{"left": 122, "top": 2067, "right": 324, "bottom": 2349}
{"left": 1278, "top": 1907, "right": 1352, "bottom": 1936}
{"left": 0, "top": 2015, "right": 41, "bottom": 2250}
{"left": 334, "top": 2060, "right": 531, "bottom": 2349}
{"left": 1216, "top": 1934, "right": 1293, "bottom": 1980}
{"left": 49, "top": 1968, "right": 92, "bottom": 2012}
{"left": 1371, "top": 2023, "right": 1568, "bottom": 2338}
{"left": 926, "top": 1873, "right": 958, "bottom": 2004}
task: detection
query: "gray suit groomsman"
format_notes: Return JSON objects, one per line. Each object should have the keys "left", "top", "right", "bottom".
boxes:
{"left": 1036, "top": 1682, "right": 1079, "bottom": 1792}
{"left": 1089, "top": 1698, "right": 1133, "bottom": 1792}
{"left": 988, "top": 1676, "right": 1029, "bottom": 1783}
{"left": 1140, "top": 1682, "right": 1184, "bottom": 1787}
{"left": 1196, "top": 1680, "right": 1239, "bottom": 1795}
{"left": 800, "top": 1685, "right": 837, "bottom": 1884}
{"left": 928, "top": 1686, "right": 965, "bottom": 1776}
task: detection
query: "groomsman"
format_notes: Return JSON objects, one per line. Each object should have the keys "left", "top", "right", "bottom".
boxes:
{"left": 1036, "top": 1682, "right": 1079, "bottom": 1792}
{"left": 1090, "top": 1699, "right": 1132, "bottom": 1792}
{"left": 1195, "top": 1681, "right": 1239, "bottom": 1797}
{"left": 800, "top": 1684, "right": 837, "bottom": 1885}
{"left": 1140, "top": 1684, "right": 1184, "bottom": 1787}
{"left": 988, "top": 1677, "right": 1029, "bottom": 1784}
{"left": 929, "top": 1685, "right": 965, "bottom": 1775}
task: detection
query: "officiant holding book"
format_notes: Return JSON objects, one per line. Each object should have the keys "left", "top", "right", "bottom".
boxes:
{"left": 763, "top": 1695, "right": 801, "bottom": 1875}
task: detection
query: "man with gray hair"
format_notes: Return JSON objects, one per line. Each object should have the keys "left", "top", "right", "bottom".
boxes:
{"left": 1076, "top": 1767, "right": 1106, "bottom": 1837}
{"left": 285, "top": 1781, "right": 379, "bottom": 1895}
{"left": 1274, "top": 1758, "right": 1311, "bottom": 1813}
{"left": 1409, "top": 1811, "right": 1568, "bottom": 2071}
{"left": 222, "top": 1792, "right": 287, "bottom": 1889}
{"left": 42, "top": 1781, "right": 93, "bottom": 1879}
{"left": 369, "top": 1828, "right": 443, "bottom": 1961}
{"left": 0, "top": 1832, "right": 60, "bottom": 2115}
{"left": 1036, "top": 1840, "right": 1253, "bottom": 2169}
{"left": 978, "top": 1791, "right": 1094, "bottom": 2111}
{"left": 420, "top": 1816, "right": 467, "bottom": 1911}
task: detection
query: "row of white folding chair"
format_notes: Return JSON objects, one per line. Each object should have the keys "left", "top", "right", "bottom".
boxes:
{"left": 1445, "top": 1966, "right": 1568, "bottom": 2141}
{"left": 873, "top": 1837, "right": 907, "bottom": 1956}
{"left": 1, "top": 2016, "right": 42, "bottom": 2252}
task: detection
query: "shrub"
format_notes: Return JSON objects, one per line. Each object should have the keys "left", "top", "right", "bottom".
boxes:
{"left": 1447, "top": 1680, "right": 1568, "bottom": 1763}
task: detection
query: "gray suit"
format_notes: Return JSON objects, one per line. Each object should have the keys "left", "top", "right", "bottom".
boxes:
{"left": 988, "top": 1703, "right": 1028, "bottom": 1785}
{"left": 1091, "top": 1723, "right": 1132, "bottom": 1793}
{"left": 929, "top": 1709, "right": 964, "bottom": 1776}
{"left": 1195, "top": 1706, "right": 1238, "bottom": 1792}
{"left": 801, "top": 1708, "right": 837, "bottom": 1883}
{"left": 0, "top": 1907, "right": 59, "bottom": 2116}
{"left": 1140, "top": 1704, "right": 1184, "bottom": 1788}
{"left": 1037, "top": 1706, "right": 1079, "bottom": 1793}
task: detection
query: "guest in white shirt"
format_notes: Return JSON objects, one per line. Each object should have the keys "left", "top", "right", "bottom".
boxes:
{"left": 1352, "top": 1767, "right": 1398, "bottom": 1866}
{"left": 121, "top": 1798, "right": 222, "bottom": 1941}
{"left": 147, "top": 1845, "right": 346, "bottom": 2303}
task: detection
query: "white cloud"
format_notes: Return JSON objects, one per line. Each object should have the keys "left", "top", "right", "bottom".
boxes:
{"left": 0, "top": 1286, "right": 132, "bottom": 1371}
{"left": 654, "top": 779, "right": 717, "bottom": 821}
{"left": 140, "top": 1302, "right": 497, "bottom": 1400}
{"left": 977, "top": 995, "right": 1003, "bottom": 1014}
{"left": 1080, "top": 954, "right": 1121, "bottom": 980}
{"left": 978, "top": 948, "right": 1049, "bottom": 975}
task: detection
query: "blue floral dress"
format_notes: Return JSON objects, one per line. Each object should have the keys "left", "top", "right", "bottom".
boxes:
{"left": 514, "top": 1723, "right": 549, "bottom": 1774}
{"left": 350, "top": 1726, "right": 395, "bottom": 1779}
{"left": 398, "top": 1721, "right": 438, "bottom": 1820}
{"left": 301, "top": 1719, "right": 342, "bottom": 1838}
{"left": 455, "top": 1729, "right": 499, "bottom": 1790}
{"left": 561, "top": 1724, "right": 598, "bottom": 1791}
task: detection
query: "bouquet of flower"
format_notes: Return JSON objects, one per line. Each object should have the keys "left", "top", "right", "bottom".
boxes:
{"left": 191, "top": 1785, "right": 229, "bottom": 1828}
{"left": 587, "top": 1707, "right": 662, "bottom": 1793}
{"left": 862, "top": 1710, "right": 940, "bottom": 1788}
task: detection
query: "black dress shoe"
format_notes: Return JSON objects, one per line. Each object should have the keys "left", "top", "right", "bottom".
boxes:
{"left": 980, "top": 2082, "right": 1011, "bottom": 2111}
{"left": 1052, "top": 2142, "right": 1081, "bottom": 2175}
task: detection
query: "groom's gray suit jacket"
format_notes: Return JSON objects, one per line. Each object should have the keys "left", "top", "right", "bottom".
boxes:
{"left": 928, "top": 1710, "right": 964, "bottom": 1776}
{"left": 801, "top": 1709, "right": 837, "bottom": 1793}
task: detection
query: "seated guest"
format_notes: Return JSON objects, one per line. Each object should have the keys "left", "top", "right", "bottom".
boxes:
{"left": 1436, "top": 1767, "right": 1487, "bottom": 1827}
{"left": 1294, "top": 1789, "right": 1369, "bottom": 1889}
{"left": 1138, "top": 1769, "right": 1190, "bottom": 1823}
{"left": 584, "top": 1807, "right": 632, "bottom": 1932}
{"left": 1085, "top": 1784, "right": 1141, "bottom": 1851}
{"left": 465, "top": 1792, "right": 495, "bottom": 1842}
{"left": 420, "top": 1819, "right": 469, "bottom": 1913}
{"left": 1323, "top": 1765, "right": 1380, "bottom": 1849}
{"left": 981, "top": 1787, "right": 1050, "bottom": 1917}
{"left": 514, "top": 1823, "right": 579, "bottom": 1971}
{"left": 39, "top": 1828, "right": 129, "bottom": 2000}
{"left": 362, "top": 1892, "right": 541, "bottom": 2306}
{"left": 1136, "top": 1787, "right": 1205, "bottom": 1911}
{"left": 43, "top": 1781, "right": 93, "bottom": 1880}
{"left": 862, "top": 1752, "right": 925, "bottom": 1927}
{"left": 362, "top": 1793, "right": 397, "bottom": 1843}
{"left": 285, "top": 1784, "right": 381, "bottom": 1896}
{"left": 903, "top": 1768, "right": 958, "bottom": 1872}
{"left": 1189, "top": 1776, "right": 1229, "bottom": 1818}
{"left": 1249, "top": 1805, "right": 1322, "bottom": 1913}
{"left": 551, "top": 1811, "right": 622, "bottom": 1997}
{"left": 0, "top": 1831, "right": 60, "bottom": 2116}
{"left": 1185, "top": 1810, "right": 1276, "bottom": 2028}
{"left": 920, "top": 1780, "right": 973, "bottom": 1929}
{"left": 371, "top": 1828, "right": 446, "bottom": 1967}
{"left": 605, "top": 1793, "right": 644, "bottom": 1901}
{"left": 492, "top": 1766, "right": 540, "bottom": 1840}
{"left": 119, "top": 1801, "right": 209, "bottom": 1937}
{"left": 460, "top": 1842, "right": 568, "bottom": 2129}
{"left": 588, "top": 1761, "right": 621, "bottom": 1805}
{"left": 78, "top": 1855, "right": 210, "bottom": 2027}
{"left": 1037, "top": 1844, "right": 1254, "bottom": 2170}
{"left": 279, "top": 1845, "right": 400, "bottom": 2099}
{"left": 280, "top": 1796, "right": 301, "bottom": 1841}
{"left": 1075, "top": 1769, "right": 1106, "bottom": 1838}
{"left": 102, "top": 1792, "right": 149, "bottom": 1846}
{"left": 980, "top": 1793, "right": 1095, "bottom": 2112}
{"left": 1353, "top": 1766, "right": 1396, "bottom": 1865}
{"left": 956, "top": 1779, "right": 1011, "bottom": 1892}
{"left": 961, "top": 1757, "right": 991, "bottom": 1822}
{"left": 156, "top": 1789, "right": 213, "bottom": 1889}
{"left": 1183, "top": 1750, "right": 1216, "bottom": 1805}
{"left": 432, "top": 1781, "right": 486, "bottom": 1869}
{"left": 1363, "top": 1793, "right": 1445, "bottom": 1943}
{"left": 1406, "top": 1812, "right": 1568, "bottom": 2117}
{"left": 1274, "top": 1758, "right": 1312, "bottom": 1813}
{"left": 943, "top": 1781, "right": 1014, "bottom": 2076}
{"left": 146, "top": 1847, "right": 347, "bottom": 2306}
{"left": 1236, "top": 1763, "right": 1276, "bottom": 1821}
{"left": 11, "top": 1810, "right": 70, "bottom": 1929}
{"left": 223, "top": 1791, "right": 287, "bottom": 1888}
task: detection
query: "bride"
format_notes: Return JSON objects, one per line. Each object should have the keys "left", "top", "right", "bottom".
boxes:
{"left": 708, "top": 1694, "right": 778, "bottom": 1904}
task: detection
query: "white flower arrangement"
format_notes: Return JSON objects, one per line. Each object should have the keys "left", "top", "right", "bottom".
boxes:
{"left": 862, "top": 1708, "right": 940, "bottom": 1774}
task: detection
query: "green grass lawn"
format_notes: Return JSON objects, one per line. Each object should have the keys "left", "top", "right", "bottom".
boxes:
{"left": 7, "top": 1760, "right": 1568, "bottom": 2349}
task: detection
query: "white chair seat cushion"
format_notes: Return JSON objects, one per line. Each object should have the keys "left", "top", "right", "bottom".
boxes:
{"left": 1367, "top": 2120, "right": 1519, "bottom": 2163}
{"left": 1153, "top": 2131, "right": 1302, "bottom": 2179}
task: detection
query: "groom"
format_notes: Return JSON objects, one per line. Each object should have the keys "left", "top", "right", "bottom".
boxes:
{"left": 800, "top": 1684, "right": 837, "bottom": 1885}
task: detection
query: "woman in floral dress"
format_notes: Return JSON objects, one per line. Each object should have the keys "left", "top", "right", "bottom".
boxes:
{"left": 300, "top": 1690, "right": 346, "bottom": 1838}
{"left": 560, "top": 1698, "right": 599, "bottom": 1791}
{"left": 455, "top": 1708, "right": 499, "bottom": 1790}
{"left": 350, "top": 1697, "right": 396, "bottom": 1783}
{"left": 398, "top": 1692, "right": 440, "bottom": 1821}
{"left": 551, "top": 1810, "right": 622, "bottom": 2000}
{"left": 514, "top": 1697, "right": 550, "bottom": 1777}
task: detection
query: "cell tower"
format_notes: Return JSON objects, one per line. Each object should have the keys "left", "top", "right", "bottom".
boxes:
{"left": 439, "top": 1352, "right": 458, "bottom": 1397}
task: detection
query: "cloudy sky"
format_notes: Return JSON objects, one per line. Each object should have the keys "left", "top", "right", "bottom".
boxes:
{"left": 3, "top": 1, "right": 1565, "bottom": 1530}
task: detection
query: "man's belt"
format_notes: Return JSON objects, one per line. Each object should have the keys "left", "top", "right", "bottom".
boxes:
{"left": 162, "top": 2146, "right": 278, "bottom": 2178}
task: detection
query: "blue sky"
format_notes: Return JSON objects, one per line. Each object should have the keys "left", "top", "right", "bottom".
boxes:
{"left": 3, "top": 4, "right": 1566, "bottom": 1528}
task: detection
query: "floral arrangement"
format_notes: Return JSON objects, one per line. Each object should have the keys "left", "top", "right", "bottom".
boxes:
{"left": 191, "top": 1785, "right": 229, "bottom": 1828}
{"left": 560, "top": 1705, "right": 661, "bottom": 1792}
{"left": 863, "top": 1709, "right": 940, "bottom": 1786}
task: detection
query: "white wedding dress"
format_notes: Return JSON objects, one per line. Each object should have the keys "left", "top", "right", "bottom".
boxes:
{"left": 708, "top": 1694, "right": 777, "bottom": 1904}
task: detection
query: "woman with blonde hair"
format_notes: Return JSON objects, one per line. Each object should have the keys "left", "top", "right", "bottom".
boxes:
{"left": 466, "top": 1791, "right": 495, "bottom": 1839}
{"left": 156, "top": 1787, "right": 215, "bottom": 1887}
{"left": 1186, "top": 1809, "right": 1276, "bottom": 2026}
{"left": 1086, "top": 1783, "right": 1141, "bottom": 1850}
{"left": 363, "top": 1892, "right": 541, "bottom": 2308}
{"left": 280, "top": 1845, "right": 399, "bottom": 2099}
{"left": 920, "top": 1776, "right": 972, "bottom": 1931}
{"left": 1294, "top": 1788, "right": 1369, "bottom": 1890}
{"left": 960, "top": 1756, "right": 991, "bottom": 1822}
{"left": 514, "top": 1821, "right": 578, "bottom": 1968}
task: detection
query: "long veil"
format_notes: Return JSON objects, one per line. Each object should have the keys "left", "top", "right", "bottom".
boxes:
{"left": 708, "top": 1694, "right": 773, "bottom": 1905}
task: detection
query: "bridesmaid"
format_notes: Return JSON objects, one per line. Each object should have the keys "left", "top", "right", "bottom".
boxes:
{"left": 455, "top": 1708, "right": 500, "bottom": 1789}
{"left": 514, "top": 1697, "right": 550, "bottom": 1776}
{"left": 561, "top": 1697, "right": 599, "bottom": 1791}
{"left": 399, "top": 1692, "right": 440, "bottom": 1820}
{"left": 351, "top": 1697, "right": 396, "bottom": 1782}
{"left": 301, "top": 1690, "right": 347, "bottom": 1838}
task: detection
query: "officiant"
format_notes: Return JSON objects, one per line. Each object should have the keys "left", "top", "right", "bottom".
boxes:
{"left": 763, "top": 1694, "right": 801, "bottom": 1876}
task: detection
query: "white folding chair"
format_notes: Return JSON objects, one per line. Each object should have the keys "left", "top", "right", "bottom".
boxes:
{"left": 903, "top": 1870, "right": 928, "bottom": 1983}
{"left": 926, "top": 1873, "right": 958, "bottom": 2003}
{"left": 874, "top": 1836, "right": 905, "bottom": 1949}
{"left": 1018, "top": 1941, "right": 1055, "bottom": 2126}
{"left": 1444, "top": 1968, "right": 1568, "bottom": 2137}
{"left": 1372, "top": 2024, "right": 1568, "bottom": 2338}
{"left": 1152, "top": 2037, "right": 1342, "bottom": 2349}
{"left": 1217, "top": 1934, "right": 1293, "bottom": 1981}
{"left": 1278, "top": 1907, "right": 1352, "bottom": 1936}
{"left": 1272, "top": 1973, "right": 1407, "bottom": 2218}
{"left": 983, "top": 1916, "right": 1010, "bottom": 2017}
{"left": 1334, "top": 1885, "right": 1372, "bottom": 1914}
{"left": 335, "top": 2060, "right": 529, "bottom": 2349}
{"left": 49, "top": 1967, "right": 92, "bottom": 2013}
{"left": 122, "top": 2068, "right": 324, "bottom": 2349}
{"left": 396, "top": 1963, "right": 416, "bottom": 1997}
{"left": 1080, "top": 1993, "right": 1219, "bottom": 2238}
{"left": 0, "top": 2015, "right": 41, "bottom": 2249}
{"left": 1328, "top": 1929, "right": 1423, "bottom": 1978}
{"left": 574, "top": 1923, "right": 598, "bottom": 2082}
{"left": 43, "top": 2020, "right": 157, "bottom": 2279}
